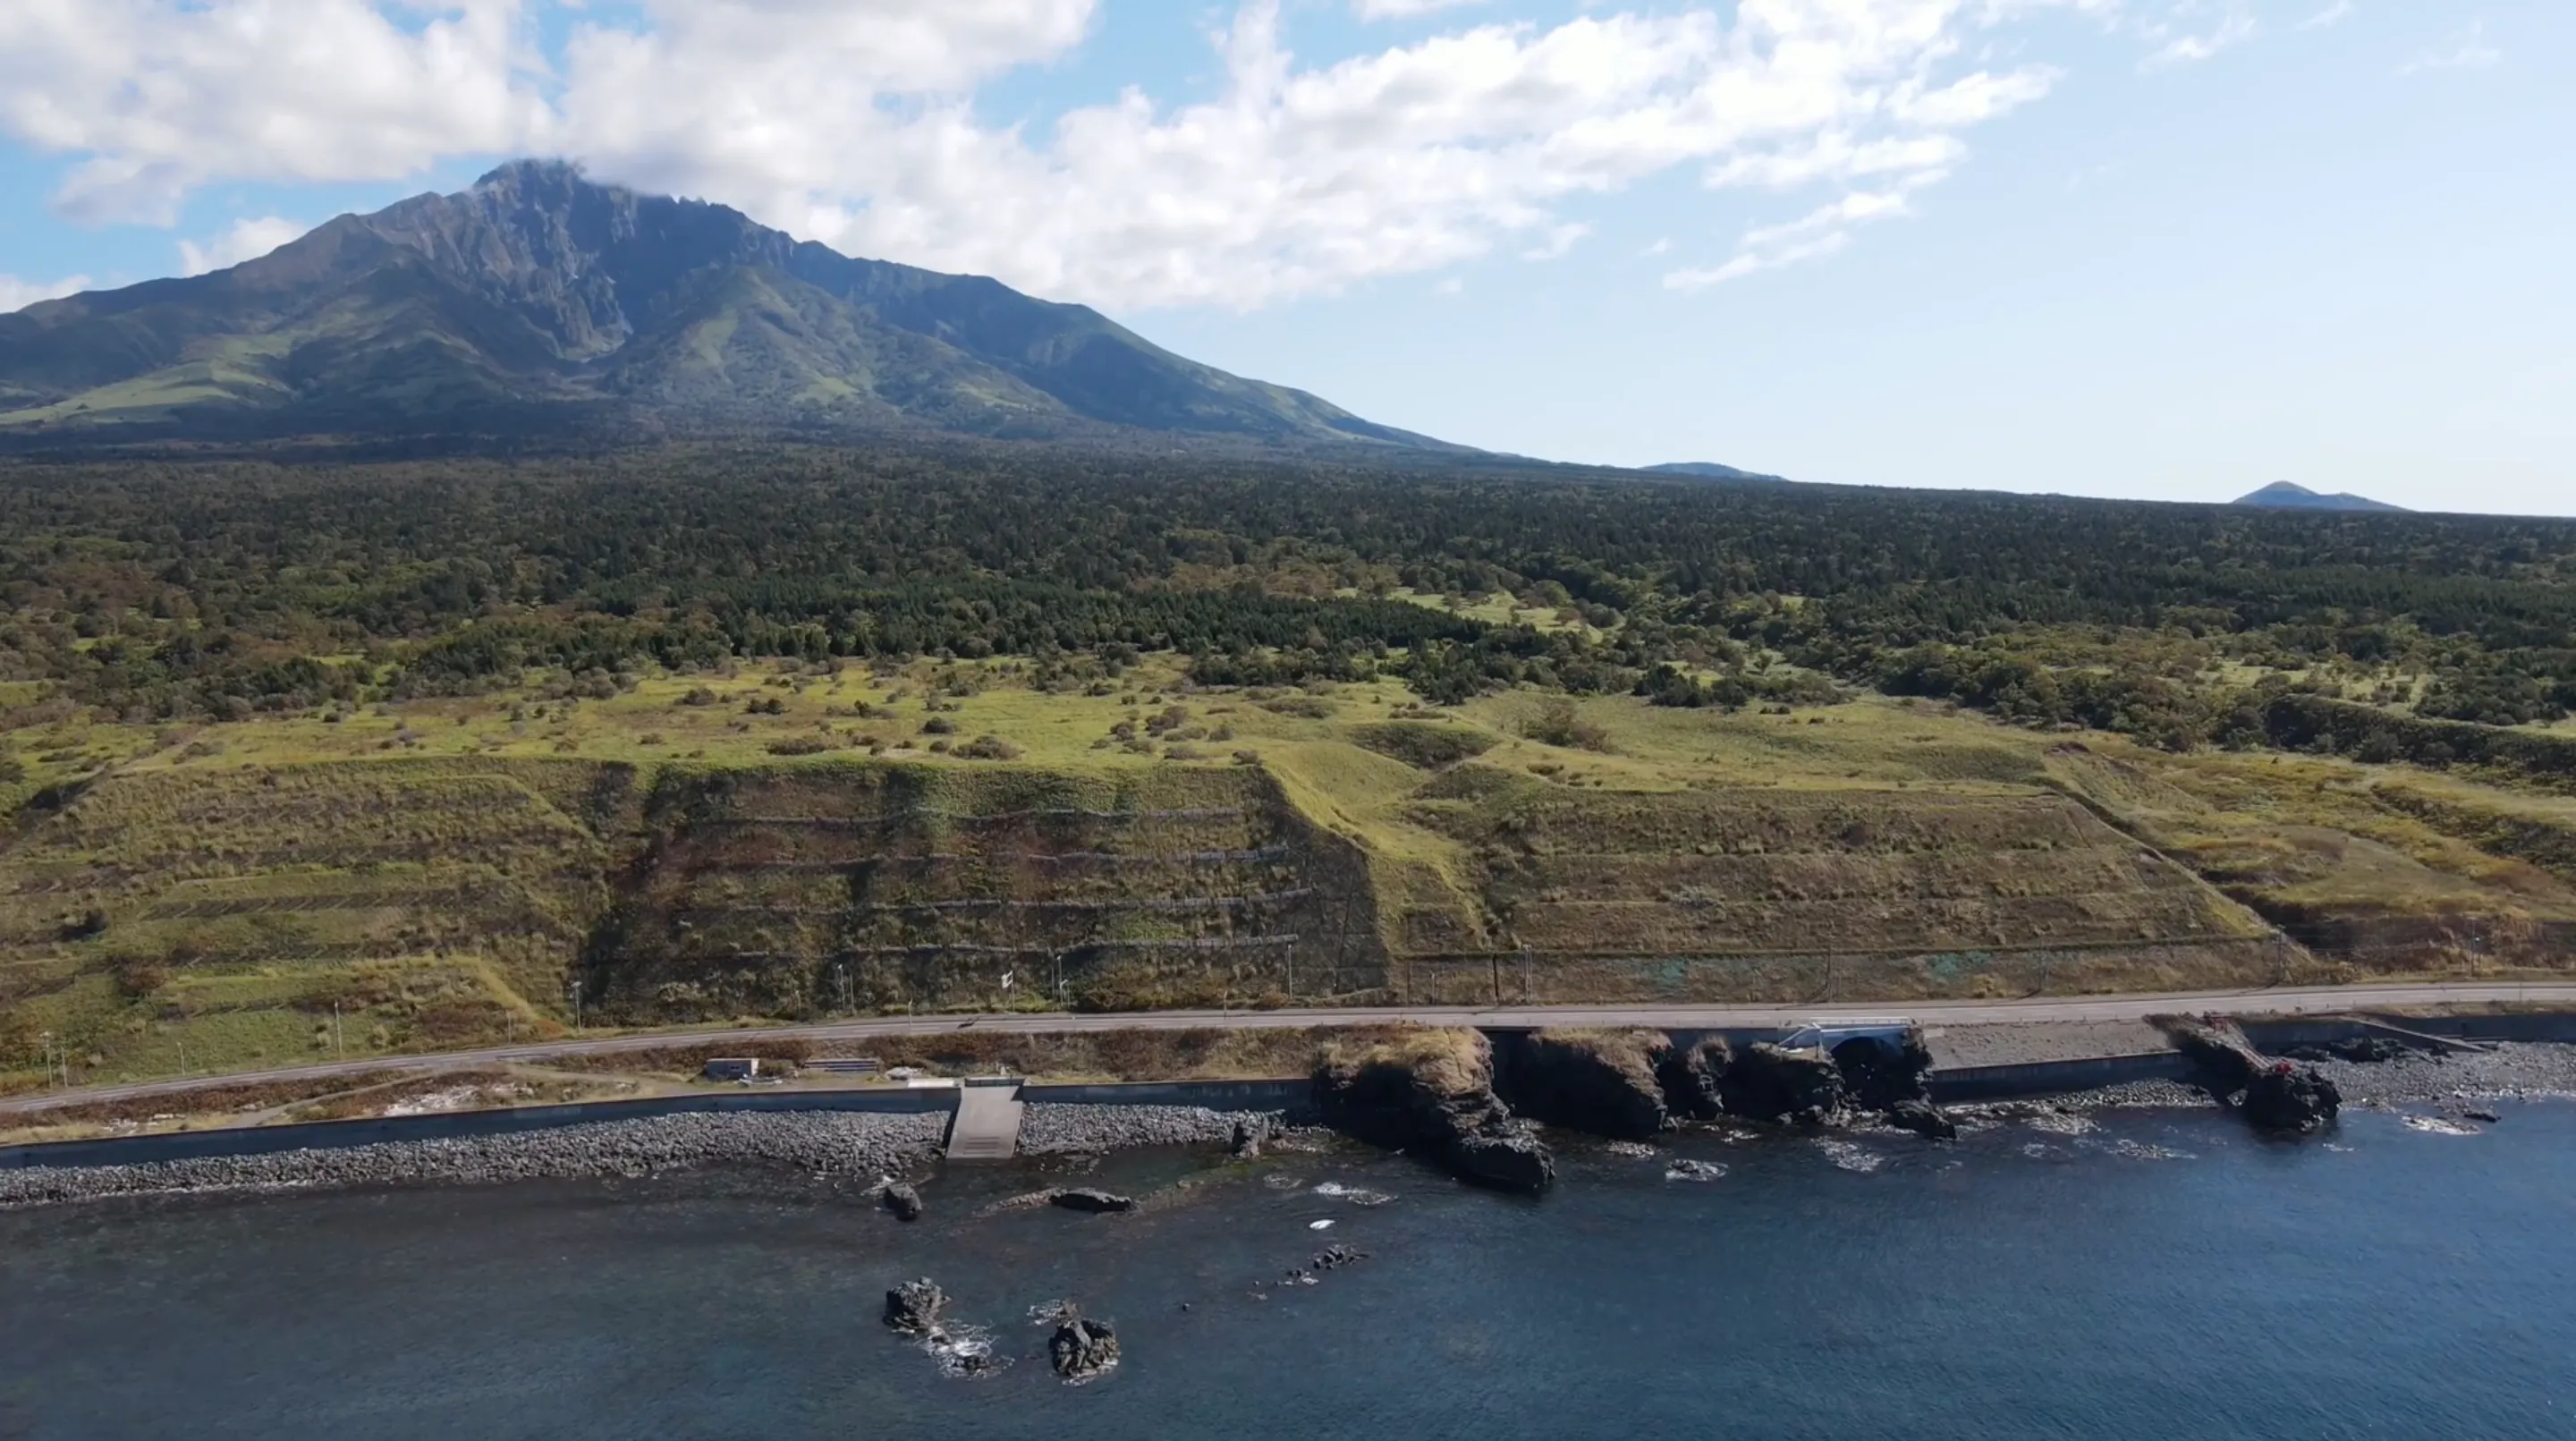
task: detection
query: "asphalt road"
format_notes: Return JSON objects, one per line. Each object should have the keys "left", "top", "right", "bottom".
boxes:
{"left": 10, "top": 980, "right": 2573, "bottom": 1116}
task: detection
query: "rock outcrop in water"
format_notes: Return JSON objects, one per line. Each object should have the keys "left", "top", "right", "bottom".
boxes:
{"left": 1492, "top": 1029, "right": 1674, "bottom": 1140}
{"left": 881, "top": 1182, "right": 925, "bottom": 1222}
{"left": 885, "top": 1278, "right": 948, "bottom": 1335}
{"left": 1048, "top": 1308, "right": 1121, "bottom": 1382}
{"left": 1885, "top": 1098, "right": 1958, "bottom": 1141}
{"left": 1314, "top": 1029, "right": 1555, "bottom": 1193}
{"left": 1047, "top": 1188, "right": 1138, "bottom": 1214}
{"left": 2171, "top": 1021, "right": 2340, "bottom": 1134}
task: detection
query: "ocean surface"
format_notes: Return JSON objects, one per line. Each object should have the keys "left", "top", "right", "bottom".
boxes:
{"left": 4, "top": 1104, "right": 2572, "bottom": 1441}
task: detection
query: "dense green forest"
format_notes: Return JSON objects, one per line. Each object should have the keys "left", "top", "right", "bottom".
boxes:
{"left": 4, "top": 444, "right": 2572, "bottom": 751}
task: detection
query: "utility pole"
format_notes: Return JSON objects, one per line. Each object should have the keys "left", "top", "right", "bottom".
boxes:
{"left": 38, "top": 1031, "right": 53, "bottom": 1090}
{"left": 569, "top": 978, "right": 583, "bottom": 1032}
{"left": 333, "top": 1001, "right": 345, "bottom": 1060}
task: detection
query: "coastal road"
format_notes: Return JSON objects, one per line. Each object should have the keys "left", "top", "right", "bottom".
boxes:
{"left": 10, "top": 980, "right": 2574, "bottom": 1117}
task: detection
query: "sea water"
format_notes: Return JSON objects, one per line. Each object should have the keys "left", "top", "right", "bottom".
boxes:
{"left": 2, "top": 1105, "right": 2571, "bottom": 1441}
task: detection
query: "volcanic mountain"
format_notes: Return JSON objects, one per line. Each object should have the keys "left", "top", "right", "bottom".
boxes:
{"left": 2232, "top": 481, "right": 2406, "bottom": 513}
{"left": 0, "top": 160, "right": 1455, "bottom": 449}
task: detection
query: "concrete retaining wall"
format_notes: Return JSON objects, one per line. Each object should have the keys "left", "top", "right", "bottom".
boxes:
{"left": 1019, "top": 1079, "right": 1313, "bottom": 1112}
{"left": 2243, "top": 1011, "right": 2576, "bottom": 1051}
{"left": 1928, "top": 1051, "right": 2192, "bottom": 1102}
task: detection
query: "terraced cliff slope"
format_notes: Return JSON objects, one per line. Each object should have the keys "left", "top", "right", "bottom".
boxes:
{"left": 8, "top": 667, "right": 2574, "bottom": 1089}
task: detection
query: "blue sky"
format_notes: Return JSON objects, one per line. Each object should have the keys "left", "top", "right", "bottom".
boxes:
{"left": 2, "top": 2, "right": 2566, "bottom": 516}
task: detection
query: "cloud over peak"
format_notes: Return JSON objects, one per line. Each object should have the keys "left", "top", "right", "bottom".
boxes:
{"left": 0, "top": 0, "right": 2081, "bottom": 309}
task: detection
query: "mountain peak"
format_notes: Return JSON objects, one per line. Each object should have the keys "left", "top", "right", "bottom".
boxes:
{"left": 0, "top": 159, "right": 1462, "bottom": 452}
{"left": 474, "top": 157, "right": 592, "bottom": 189}
{"left": 1644, "top": 461, "right": 1789, "bottom": 484}
{"left": 2233, "top": 481, "right": 2406, "bottom": 513}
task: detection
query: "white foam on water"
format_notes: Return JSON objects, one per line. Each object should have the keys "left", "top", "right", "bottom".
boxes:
{"left": 1309, "top": 1218, "right": 1335, "bottom": 1230}
{"left": 2402, "top": 1115, "right": 2480, "bottom": 1136}
{"left": 1817, "top": 1139, "right": 1883, "bottom": 1174}
{"left": 1311, "top": 1182, "right": 1394, "bottom": 1206}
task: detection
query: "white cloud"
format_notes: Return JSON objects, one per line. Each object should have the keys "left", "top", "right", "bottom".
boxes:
{"left": 178, "top": 216, "right": 310, "bottom": 276}
{"left": 0, "top": 0, "right": 538, "bottom": 224}
{"left": 0, "top": 0, "right": 2072, "bottom": 309}
{"left": 0, "top": 274, "right": 92, "bottom": 313}
{"left": 1356, "top": 0, "right": 1488, "bottom": 17}
{"left": 2298, "top": 2, "right": 2352, "bottom": 30}
{"left": 2400, "top": 21, "right": 2500, "bottom": 74}
{"left": 1664, "top": 173, "right": 1937, "bottom": 290}
{"left": 2142, "top": 12, "right": 2257, "bottom": 68}
{"left": 1521, "top": 223, "right": 1591, "bottom": 261}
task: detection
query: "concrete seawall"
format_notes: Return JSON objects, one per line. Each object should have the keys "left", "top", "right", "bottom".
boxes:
{"left": 1020, "top": 1079, "right": 1313, "bottom": 1112}
{"left": 1928, "top": 1053, "right": 2191, "bottom": 1103}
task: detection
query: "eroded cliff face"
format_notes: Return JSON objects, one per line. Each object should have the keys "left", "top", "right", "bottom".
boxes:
{"left": 581, "top": 762, "right": 1387, "bottom": 1021}
{"left": 1491, "top": 1029, "right": 1674, "bottom": 1140}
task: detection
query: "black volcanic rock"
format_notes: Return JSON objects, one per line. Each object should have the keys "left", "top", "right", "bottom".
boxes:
{"left": 1720, "top": 1043, "right": 1846, "bottom": 1124}
{"left": 0, "top": 159, "right": 1464, "bottom": 451}
{"left": 1492, "top": 1029, "right": 1673, "bottom": 1140}
{"left": 1315, "top": 1030, "right": 1555, "bottom": 1194}
{"left": 884, "top": 1278, "right": 947, "bottom": 1335}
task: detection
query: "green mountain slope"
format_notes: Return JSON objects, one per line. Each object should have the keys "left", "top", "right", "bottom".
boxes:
{"left": 0, "top": 160, "right": 1462, "bottom": 450}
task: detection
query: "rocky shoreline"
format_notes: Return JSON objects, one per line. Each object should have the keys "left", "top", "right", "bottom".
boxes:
{"left": 10, "top": 1040, "right": 2576, "bottom": 1210}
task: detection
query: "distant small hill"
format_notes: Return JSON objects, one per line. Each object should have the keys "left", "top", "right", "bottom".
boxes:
{"left": 1644, "top": 462, "right": 1789, "bottom": 483}
{"left": 2233, "top": 481, "right": 2406, "bottom": 513}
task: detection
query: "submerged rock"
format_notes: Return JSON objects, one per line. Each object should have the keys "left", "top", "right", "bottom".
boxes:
{"left": 881, "top": 1182, "right": 925, "bottom": 1222}
{"left": 1665, "top": 1158, "right": 1728, "bottom": 1182}
{"left": 1230, "top": 1117, "right": 1267, "bottom": 1159}
{"left": 1048, "top": 1310, "right": 1121, "bottom": 1382}
{"left": 1885, "top": 1098, "right": 1958, "bottom": 1141}
{"left": 1047, "top": 1187, "right": 1138, "bottom": 1214}
{"left": 884, "top": 1278, "right": 947, "bottom": 1335}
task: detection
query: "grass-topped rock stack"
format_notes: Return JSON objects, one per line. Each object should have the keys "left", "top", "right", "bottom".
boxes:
{"left": 1314, "top": 1028, "right": 1555, "bottom": 1193}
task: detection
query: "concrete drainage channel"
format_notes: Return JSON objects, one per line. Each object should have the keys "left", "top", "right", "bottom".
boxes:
{"left": 945, "top": 1078, "right": 1026, "bottom": 1160}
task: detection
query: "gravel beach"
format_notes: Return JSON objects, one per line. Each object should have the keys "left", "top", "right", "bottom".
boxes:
{"left": 1016, "top": 1104, "right": 1277, "bottom": 1155}
{"left": 2302, "top": 1041, "right": 2576, "bottom": 1108}
{"left": 0, "top": 1104, "right": 1292, "bottom": 1209}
